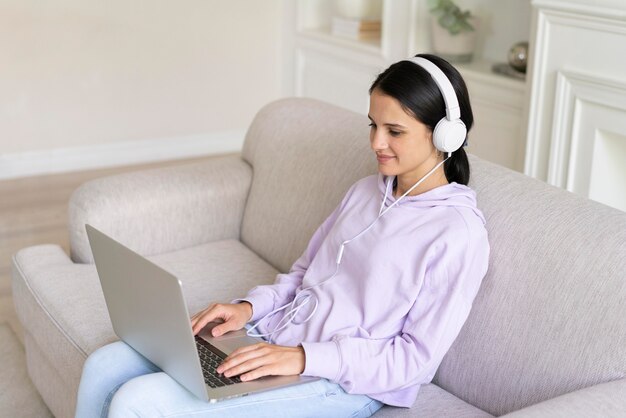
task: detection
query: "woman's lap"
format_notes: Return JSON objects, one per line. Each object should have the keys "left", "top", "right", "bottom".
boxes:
{"left": 77, "top": 340, "right": 383, "bottom": 418}
{"left": 110, "top": 372, "right": 382, "bottom": 418}
{"left": 75, "top": 341, "right": 161, "bottom": 418}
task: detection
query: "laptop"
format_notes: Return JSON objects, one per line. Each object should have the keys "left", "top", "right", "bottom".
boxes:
{"left": 85, "top": 224, "right": 319, "bottom": 403}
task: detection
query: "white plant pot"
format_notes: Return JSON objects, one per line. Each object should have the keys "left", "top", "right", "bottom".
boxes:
{"left": 430, "top": 15, "right": 480, "bottom": 63}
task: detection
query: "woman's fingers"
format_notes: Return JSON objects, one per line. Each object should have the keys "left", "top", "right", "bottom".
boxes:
{"left": 217, "top": 343, "right": 269, "bottom": 375}
{"left": 222, "top": 354, "right": 273, "bottom": 380}
{"left": 190, "top": 302, "right": 251, "bottom": 336}
{"left": 190, "top": 313, "right": 202, "bottom": 329}
{"left": 190, "top": 304, "right": 214, "bottom": 325}
{"left": 225, "top": 343, "right": 267, "bottom": 360}
{"left": 207, "top": 303, "right": 250, "bottom": 337}
{"left": 216, "top": 343, "right": 305, "bottom": 382}
{"left": 191, "top": 305, "right": 220, "bottom": 335}
{"left": 240, "top": 365, "right": 273, "bottom": 382}
{"left": 191, "top": 313, "right": 207, "bottom": 334}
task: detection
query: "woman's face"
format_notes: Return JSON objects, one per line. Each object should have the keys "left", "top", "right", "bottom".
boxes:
{"left": 368, "top": 88, "right": 439, "bottom": 178}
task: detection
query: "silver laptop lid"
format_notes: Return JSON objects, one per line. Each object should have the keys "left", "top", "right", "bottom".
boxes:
{"left": 86, "top": 224, "right": 209, "bottom": 401}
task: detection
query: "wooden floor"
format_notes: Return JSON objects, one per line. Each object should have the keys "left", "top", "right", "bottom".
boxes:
{"left": 0, "top": 154, "right": 225, "bottom": 345}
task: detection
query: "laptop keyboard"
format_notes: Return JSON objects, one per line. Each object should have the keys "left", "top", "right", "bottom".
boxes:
{"left": 195, "top": 336, "right": 242, "bottom": 388}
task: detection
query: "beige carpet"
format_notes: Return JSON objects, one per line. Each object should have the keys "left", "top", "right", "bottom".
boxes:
{"left": 0, "top": 323, "right": 53, "bottom": 417}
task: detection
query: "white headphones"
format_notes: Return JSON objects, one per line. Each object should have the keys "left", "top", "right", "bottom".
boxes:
{"left": 245, "top": 56, "right": 466, "bottom": 343}
{"left": 406, "top": 56, "right": 467, "bottom": 154}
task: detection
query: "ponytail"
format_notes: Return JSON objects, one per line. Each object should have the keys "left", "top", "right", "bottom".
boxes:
{"left": 444, "top": 146, "right": 470, "bottom": 185}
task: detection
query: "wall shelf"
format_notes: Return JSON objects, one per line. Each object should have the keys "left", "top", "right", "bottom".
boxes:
{"left": 286, "top": 0, "right": 531, "bottom": 171}
{"left": 457, "top": 58, "right": 526, "bottom": 92}
{"left": 297, "top": 27, "right": 382, "bottom": 57}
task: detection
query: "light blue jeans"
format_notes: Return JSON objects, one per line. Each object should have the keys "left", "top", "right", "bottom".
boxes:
{"left": 75, "top": 333, "right": 384, "bottom": 417}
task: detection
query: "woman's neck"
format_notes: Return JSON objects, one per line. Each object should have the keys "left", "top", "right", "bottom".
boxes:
{"left": 393, "top": 168, "right": 449, "bottom": 198}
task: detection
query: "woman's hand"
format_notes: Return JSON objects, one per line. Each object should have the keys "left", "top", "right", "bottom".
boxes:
{"left": 216, "top": 342, "right": 306, "bottom": 382}
{"left": 191, "top": 302, "right": 253, "bottom": 336}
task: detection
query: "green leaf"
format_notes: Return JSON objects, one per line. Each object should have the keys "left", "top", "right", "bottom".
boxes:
{"left": 438, "top": 14, "right": 456, "bottom": 31}
{"left": 430, "top": 0, "right": 474, "bottom": 34}
{"left": 460, "top": 20, "right": 475, "bottom": 32}
{"left": 449, "top": 22, "right": 462, "bottom": 35}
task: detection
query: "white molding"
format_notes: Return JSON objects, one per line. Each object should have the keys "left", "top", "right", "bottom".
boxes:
{"left": 524, "top": 5, "right": 551, "bottom": 178}
{"left": 548, "top": 71, "right": 576, "bottom": 187}
{"left": 294, "top": 47, "right": 376, "bottom": 114}
{"left": 0, "top": 130, "right": 246, "bottom": 180}
{"left": 407, "top": 0, "right": 430, "bottom": 56}
{"left": 540, "top": 7, "right": 626, "bottom": 35}
{"left": 547, "top": 70, "right": 626, "bottom": 192}
{"left": 295, "top": 32, "right": 385, "bottom": 67}
{"left": 523, "top": 3, "right": 626, "bottom": 179}
{"left": 532, "top": 0, "right": 626, "bottom": 21}
{"left": 380, "top": 0, "right": 412, "bottom": 61}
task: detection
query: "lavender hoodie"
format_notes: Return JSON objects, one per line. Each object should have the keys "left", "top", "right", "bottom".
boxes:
{"left": 235, "top": 173, "right": 490, "bottom": 407}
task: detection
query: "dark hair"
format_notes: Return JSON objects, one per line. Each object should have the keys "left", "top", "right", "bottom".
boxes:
{"left": 368, "top": 53, "right": 473, "bottom": 185}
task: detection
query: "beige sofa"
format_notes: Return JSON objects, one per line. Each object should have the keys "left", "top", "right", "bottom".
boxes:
{"left": 12, "top": 98, "right": 626, "bottom": 417}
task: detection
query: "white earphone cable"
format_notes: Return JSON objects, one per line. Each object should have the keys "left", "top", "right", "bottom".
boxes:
{"left": 246, "top": 154, "right": 451, "bottom": 343}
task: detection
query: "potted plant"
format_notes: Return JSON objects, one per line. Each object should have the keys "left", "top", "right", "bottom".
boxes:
{"left": 427, "top": 0, "right": 479, "bottom": 62}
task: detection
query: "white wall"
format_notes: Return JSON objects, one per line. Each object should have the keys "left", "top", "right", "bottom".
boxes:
{"left": 0, "top": 0, "right": 283, "bottom": 177}
{"left": 461, "top": 0, "right": 532, "bottom": 63}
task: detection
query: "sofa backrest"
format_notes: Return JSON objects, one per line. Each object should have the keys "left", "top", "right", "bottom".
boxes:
{"left": 240, "top": 98, "right": 377, "bottom": 274}
{"left": 437, "top": 155, "right": 626, "bottom": 415}
{"left": 240, "top": 98, "right": 626, "bottom": 415}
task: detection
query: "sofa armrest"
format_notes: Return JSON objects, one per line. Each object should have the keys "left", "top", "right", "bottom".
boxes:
{"left": 68, "top": 154, "right": 252, "bottom": 263}
{"left": 499, "top": 378, "right": 626, "bottom": 418}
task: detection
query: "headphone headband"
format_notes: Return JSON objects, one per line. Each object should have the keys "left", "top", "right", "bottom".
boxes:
{"left": 404, "top": 56, "right": 467, "bottom": 153}
{"left": 406, "top": 57, "right": 460, "bottom": 121}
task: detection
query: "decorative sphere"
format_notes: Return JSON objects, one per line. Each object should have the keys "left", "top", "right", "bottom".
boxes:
{"left": 508, "top": 42, "right": 529, "bottom": 73}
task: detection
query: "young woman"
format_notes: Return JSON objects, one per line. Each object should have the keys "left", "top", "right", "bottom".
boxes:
{"left": 75, "top": 53, "right": 490, "bottom": 418}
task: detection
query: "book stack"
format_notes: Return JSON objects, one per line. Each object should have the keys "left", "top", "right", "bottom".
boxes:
{"left": 331, "top": 16, "right": 381, "bottom": 40}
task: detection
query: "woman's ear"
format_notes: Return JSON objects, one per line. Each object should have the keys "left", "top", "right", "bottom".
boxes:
{"left": 425, "top": 129, "right": 434, "bottom": 146}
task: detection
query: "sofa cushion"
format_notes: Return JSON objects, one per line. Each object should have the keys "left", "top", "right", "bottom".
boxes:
{"left": 12, "top": 239, "right": 280, "bottom": 399}
{"left": 375, "top": 383, "right": 493, "bottom": 418}
{"left": 498, "top": 378, "right": 626, "bottom": 418}
{"left": 432, "top": 155, "right": 626, "bottom": 416}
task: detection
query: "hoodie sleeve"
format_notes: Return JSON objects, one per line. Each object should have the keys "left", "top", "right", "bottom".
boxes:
{"left": 232, "top": 183, "right": 358, "bottom": 322}
{"left": 300, "top": 224, "right": 490, "bottom": 401}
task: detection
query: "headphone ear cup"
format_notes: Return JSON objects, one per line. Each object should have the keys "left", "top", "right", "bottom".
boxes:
{"left": 433, "top": 118, "right": 467, "bottom": 153}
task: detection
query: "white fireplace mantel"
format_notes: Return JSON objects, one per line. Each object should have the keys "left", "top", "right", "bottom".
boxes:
{"left": 524, "top": 0, "right": 626, "bottom": 211}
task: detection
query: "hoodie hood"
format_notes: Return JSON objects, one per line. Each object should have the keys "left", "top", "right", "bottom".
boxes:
{"left": 377, "top": 174, "right": 486, "bottom": 225}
